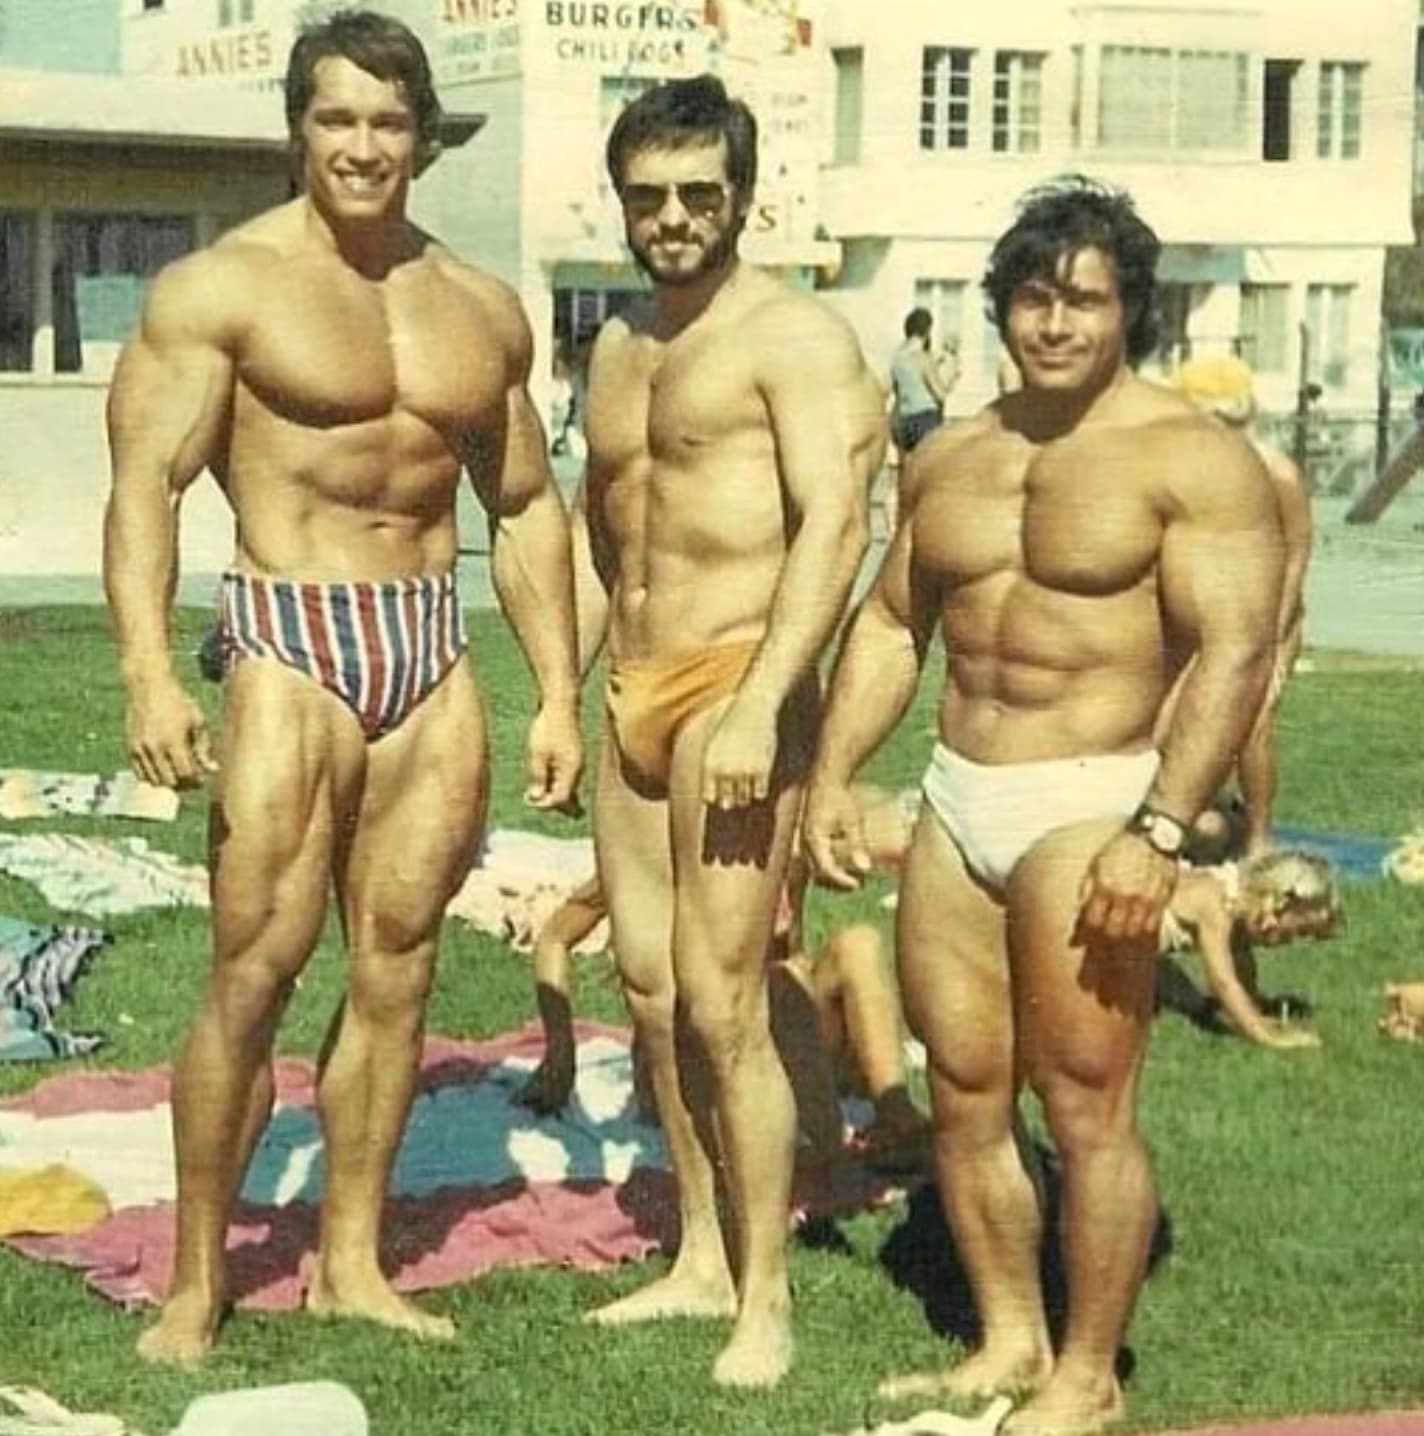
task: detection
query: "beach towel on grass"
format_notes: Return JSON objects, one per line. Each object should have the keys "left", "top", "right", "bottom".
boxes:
{"left": 447, "top": 829, "right": 607, "bottom": 954}
{"left": 0, "top": 916, "right": 109, "bottom": 1061}
{"left": 0, "top": 770, "right": 178, "bottom": 823}
{"left": 0, "top": 1024, "right": 898, "bottom": 1310}
{"left": 0, "top": 835, "right": 207, "bottom": 918}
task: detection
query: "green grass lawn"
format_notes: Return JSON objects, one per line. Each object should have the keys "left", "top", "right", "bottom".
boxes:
{"left": 1, "top": 606, "right": 1423, "bottom": 1435}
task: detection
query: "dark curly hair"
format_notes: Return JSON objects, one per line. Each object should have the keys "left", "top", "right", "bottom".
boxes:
{"left": 285, "top": 8, "right": 442, "bottom": 176}
{"left": 982, "top": 175, "right": 1162, "bottom": 365}
{"left": 605, "top": 73, "right": 758, "bottom": 200}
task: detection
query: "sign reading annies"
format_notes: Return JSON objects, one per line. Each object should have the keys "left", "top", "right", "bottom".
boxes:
{"left": 437, "top": 0, "right": 521, "bottom": 83}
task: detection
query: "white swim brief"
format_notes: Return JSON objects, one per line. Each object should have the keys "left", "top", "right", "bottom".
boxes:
{"left": 920, "top": 742, "right": 1161, "bottom": 891}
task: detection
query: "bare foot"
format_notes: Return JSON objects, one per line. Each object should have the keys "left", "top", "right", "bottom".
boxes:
{"left": 135, "top": 1292, "right": 222, "bottom": 1368}
{"left": 306, "top": 1270, "right": 454, "bottom": 1341}
{"left": 712, "top": 1306, "right": 792, "bottom": 1389}
{"left": 1002, "top": 1373, "right": 1124, "bottom": 1435}
{"left": 585, "top": 1266, "right": 737, "bottom": 1326}
{"left": 878, "top": 1344, "right": 1053, "bottom": 1403}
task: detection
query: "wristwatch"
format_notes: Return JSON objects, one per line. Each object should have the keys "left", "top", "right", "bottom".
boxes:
{"left": 1127, "top": 804, "right": 1187, "bottom": 858}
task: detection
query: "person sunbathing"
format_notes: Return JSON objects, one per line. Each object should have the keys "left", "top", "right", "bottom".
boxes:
{"left": 516, "top": 786, "right": 930, "bottom": 1170}
{"left": 1157, "top": 848, "right": 1342, "bottom": 1051}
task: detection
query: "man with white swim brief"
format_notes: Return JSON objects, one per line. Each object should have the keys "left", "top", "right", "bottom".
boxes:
{"left": 803, "top": 177, "right": 1282, "bottom": 1435}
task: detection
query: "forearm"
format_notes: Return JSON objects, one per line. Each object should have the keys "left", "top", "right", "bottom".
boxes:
{"left": 491, "top": 487, "right": 580, "bottom": 705}
{"left": 738, "top": 504, "right": 868, "bottom": 713}
{"left": 1151, "top": 640, "right": 1274, "bottom": 822}
{"left": 811, "top": 602, "right": 922, "bottom": 786}
{"left": 103, "top": 482, "right": 181, "bottom": 692}
{"left": 1199, "top": 934, "right": 1274, "bottom": 1044}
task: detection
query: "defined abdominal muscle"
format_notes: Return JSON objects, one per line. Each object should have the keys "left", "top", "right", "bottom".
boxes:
{"left": 942, "top": 669, "right": 1161, "bottom": 764}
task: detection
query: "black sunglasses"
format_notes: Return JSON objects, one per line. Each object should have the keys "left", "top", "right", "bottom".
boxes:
{"left": 618, "top": 181, "right": 730, "bottom": 218}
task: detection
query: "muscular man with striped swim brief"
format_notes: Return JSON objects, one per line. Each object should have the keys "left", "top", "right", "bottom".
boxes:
{"left": 104, "top": 10, "right": 580, "bottom": 1367}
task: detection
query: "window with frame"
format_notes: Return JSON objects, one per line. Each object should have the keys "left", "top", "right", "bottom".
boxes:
{"left": 0, "top": 212, "right": 36, "bottom": 373}
{"left": 921, "top": 47, "right": 973, "bottom": 151}
{"left": 217, "top": 0, "right": 254, "bottom": 23}
{"left": 1304, "top": 283, "right": 1353, "bottom": 386}
{"left": 831, "top": 47, "right": 864, "bottom": 166}
{"left": 553, "top": 287, "right": 639, "bottom": 350}
{"left": 992, "top": 51, "right": 1044, "bottom": 153}
{"left": 1098, "top": 45, "right": 1248, "bottom": 152}
{"left": 1317, "top": 61, "right": 1363, "bottom": 159}
{"left": 1261, "top": 59, "right": 1300, "bottom": 161}
{"left": 912, "top": 279, "right": 966, "bottom": 359}
{"left": 1238, "top": 284, "right": 1289, "bottom": 374}
{"left": 51, "top": 213, "right": 194, "bottom": 375}
{"left": 1156, "top": 282, "right": 1207, "bottom": 367}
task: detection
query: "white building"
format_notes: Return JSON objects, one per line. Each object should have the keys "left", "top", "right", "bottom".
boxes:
{"left": 0, "top": 0, "right": 1417, "bottom": 579}
{"left": 817, "top": 0, "right": 1418, "bottom": 416}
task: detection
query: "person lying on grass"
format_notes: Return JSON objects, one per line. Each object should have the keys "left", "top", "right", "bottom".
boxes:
{"left": 515, "top": 784, "right": 930, "bottom": 1171}
{"left": 1156, "top": 848, "right": 1342, "bottom": 1051}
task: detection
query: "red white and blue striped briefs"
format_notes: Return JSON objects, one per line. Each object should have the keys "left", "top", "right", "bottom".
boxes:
{"left": 219, "top": 570, "right": 468, "bottom": 740}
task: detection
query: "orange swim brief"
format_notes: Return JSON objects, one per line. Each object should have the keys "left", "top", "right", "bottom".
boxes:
{"left": 605, "top": 641, "right": 759, "bottom": 794}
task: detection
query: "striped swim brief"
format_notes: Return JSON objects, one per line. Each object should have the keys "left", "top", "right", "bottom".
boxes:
{"left": 218, "top": 569, "right": 468, "bottom": 740}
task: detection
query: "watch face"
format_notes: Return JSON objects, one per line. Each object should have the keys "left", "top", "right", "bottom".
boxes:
{"left": 1131, "top": 807, "right": 1183, "bottom": 855}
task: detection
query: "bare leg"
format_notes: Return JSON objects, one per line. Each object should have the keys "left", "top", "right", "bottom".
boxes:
{"left": 138, "top": 663, "right": 359, "bottom": 1366}
{"left": 1237, "top": 702, "right": 1278, "bottom": 856}
{"left": 668, "top": 700, "right": 804, "bottom": 1388}
{"left": 819, "top": 923, "right": 905, "bottom": 1100}
{"left": 306, "top": 664, "right": 486, "bottom": 1341}
{"left": 1004, "top": 819, "right": 1159, "bottom": 1435}
{"left": 879, "top": 813, "right": 1053, "bottom": 1404}
{"left": 810, "top": 926, "right": 927, "bottom": 1165}
{"left": 588, "top": 735, "right": 735, "bottom": 1326}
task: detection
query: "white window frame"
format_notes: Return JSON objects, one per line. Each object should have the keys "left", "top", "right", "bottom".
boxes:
{"left": 1305, "top": 283, "right": 1354, "bottom": 388}
{"left": 1097, "top": 45, "right": 1249, "bottom": 154}
{"left": 1239, "top": 283, "right": 1290, "bottom": 375}
{"left": 912, "top": 278, "right": 967, "bottom": 357}
{"left": 1317, "top": 61, "right": 1364, "bottom": 159}
{"left": 992, "top": 51, "right": 1044, "bottom": 154}
{"left": 831, "top": 46, "right": 864, "bottom": 166}
{"left": 921, "top": 47, "right": 974, "bottom": 151}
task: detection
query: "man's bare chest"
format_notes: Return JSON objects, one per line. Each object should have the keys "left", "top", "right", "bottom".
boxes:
{"left": 591, "top": 330, "right": 768, "bottom": 471}
{"left": 237, "top": 269, "right": 507, "bottom": 433}
{"left": 917, "top": 440, "right": 1163, "bottom": 597}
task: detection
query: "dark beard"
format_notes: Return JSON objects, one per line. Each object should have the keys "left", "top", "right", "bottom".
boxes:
{"left": 628, "top": 216, "right": 741, "bottom": 287}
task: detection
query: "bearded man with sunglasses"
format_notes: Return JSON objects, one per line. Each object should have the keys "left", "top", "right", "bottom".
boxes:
{"left": 577, "top": 74, "right": 886, "bottom": 1388}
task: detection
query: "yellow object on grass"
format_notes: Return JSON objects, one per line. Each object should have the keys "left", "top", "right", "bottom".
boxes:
{"left": 0, "top": 1163, "right": 110, "bottom": 1237}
